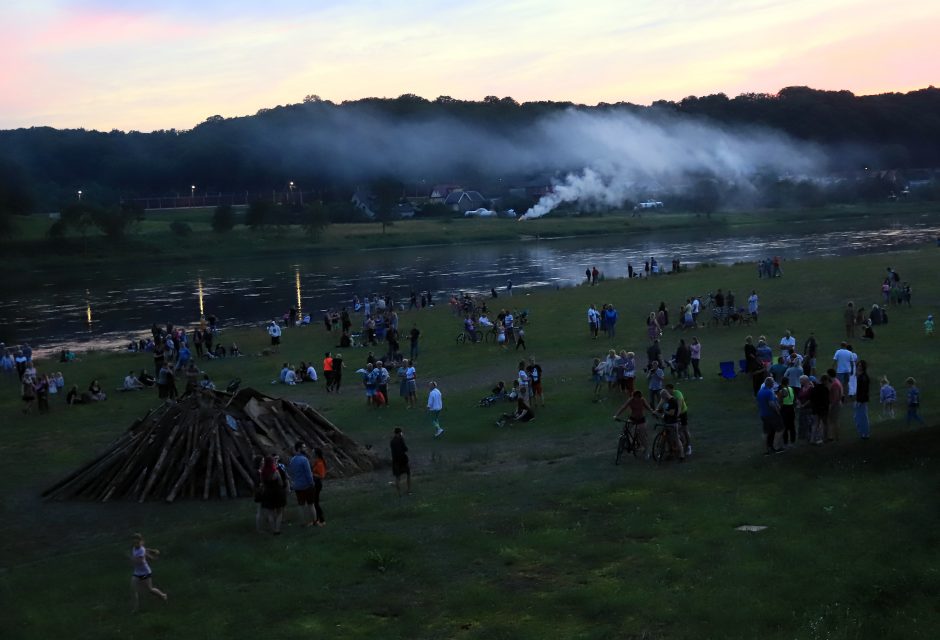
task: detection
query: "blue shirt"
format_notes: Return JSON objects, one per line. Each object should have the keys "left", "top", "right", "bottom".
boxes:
{"left": 756, "top": 386, "right": 777, "bottom": 417}
{"left": 908, "top": 386, "right": 920, "bottom": 406}
{"left": 288, "top": 454, "right": 314, "bottom": 491}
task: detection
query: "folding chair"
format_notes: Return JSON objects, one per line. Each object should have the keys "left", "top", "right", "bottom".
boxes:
{"left": 738, "top": 359, "right": 748, "bottom": 373}
{"left": 719, "top": 361, "right": 737, "bottom": 380}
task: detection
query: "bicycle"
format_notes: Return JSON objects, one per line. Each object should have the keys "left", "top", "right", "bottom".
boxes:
{"left": 455, "top": 330, "right": 481, "bottom": 345}
{"left": 614, "top": 418, "right": 640, "bottom": 465}
{"left": 651, "top": 420, "right": 689, "bottom": 463}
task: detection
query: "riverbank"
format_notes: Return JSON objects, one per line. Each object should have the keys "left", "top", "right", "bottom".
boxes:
{"left": 1, "top": 247, "right": 938, "bottom": 638}
{"left": 4, "top": 201, "right": 937, "bottom": 274}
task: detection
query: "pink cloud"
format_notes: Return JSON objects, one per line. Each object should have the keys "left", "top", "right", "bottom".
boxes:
{"left": 32, "top": 7, "right": 195, "bottom": 52}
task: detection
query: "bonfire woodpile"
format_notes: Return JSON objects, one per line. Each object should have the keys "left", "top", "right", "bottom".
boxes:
{"left": 43, "top": 388, "right": 380, "bottom": 503}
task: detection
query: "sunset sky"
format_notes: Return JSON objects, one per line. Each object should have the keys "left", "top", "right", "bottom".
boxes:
{"left": 1, "top": 0, "right": 937, "bottom": 132}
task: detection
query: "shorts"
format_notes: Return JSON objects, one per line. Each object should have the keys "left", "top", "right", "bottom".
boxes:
{"left": 531, "top": 381, "right": 543, "bottom": 395}
{"left": 133, "top": 573, "right": 153, "bottom": 581}
{"left": 365, "top": 387, "right": 375, "bottom": 397}
{"left": 271, "top": 336, "right": 281, "bottom": 345}
{"left": 406, "top": 380, "right": 416, "bottom": 394}
{"left": 762, "top": 414, "right": 783, "bottom": 434}
{"left": 295, "top": 487, "right": 316, "bottom": 505}
{"left": 392, "top": 457, "right": 410, "bottom": 477}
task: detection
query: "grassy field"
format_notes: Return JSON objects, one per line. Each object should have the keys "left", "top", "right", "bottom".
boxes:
{"left": 1, "top": 246, "right": 938, "bottom": 639}
{"left": 4, "top": 202, "right": 938, "bottom": 274}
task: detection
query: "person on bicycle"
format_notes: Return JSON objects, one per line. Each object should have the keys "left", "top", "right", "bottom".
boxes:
{"left": 614, "top": 390, "right": 656, "bottom": 459}
{"left": 657, "top": 386, "right": 686, "bottom": 462}
{"left": 665, "top": 383, "right": 692, "bottom": 456}
{"left": 463, "top": 315, "right": 478, "bottom": 342}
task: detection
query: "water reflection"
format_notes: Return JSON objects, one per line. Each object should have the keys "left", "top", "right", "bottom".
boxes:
{"left": 197, "top": 277, "right": 205, "bottom": 319}
{"left": 295, "top": 267, "right": 302, "bottom": 318}
{"left": 3, "top": 216, "right": 939, "bottom": 351}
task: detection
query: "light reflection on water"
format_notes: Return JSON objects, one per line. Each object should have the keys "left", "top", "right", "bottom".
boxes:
{"left": 2, "top": 219, "right": 939, "bottom": 354}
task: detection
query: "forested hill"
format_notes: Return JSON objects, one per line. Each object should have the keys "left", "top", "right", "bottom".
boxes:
{"left": 1, "top": 86, "right": 939, "bottom": 212}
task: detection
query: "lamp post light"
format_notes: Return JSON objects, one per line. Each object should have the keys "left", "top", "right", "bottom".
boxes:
{"left": 77, "top": 190, "right": 83, "bottom": 201}
{"left": 191, "top": 185, "right": 196, "bottom": 203}
{"left": 289, "top": 181, "right": 295, "bottom": 205}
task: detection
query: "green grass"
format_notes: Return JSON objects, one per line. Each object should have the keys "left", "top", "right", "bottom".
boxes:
{"left": 4, "top": 201, "right": 938, "bottom": 274}
{"left": 1, "top": 246, "right": 939, "bottom": 639}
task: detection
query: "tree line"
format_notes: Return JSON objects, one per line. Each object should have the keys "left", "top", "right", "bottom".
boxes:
{"left": 1, "top": 86, "right": 939, "bottom": 224}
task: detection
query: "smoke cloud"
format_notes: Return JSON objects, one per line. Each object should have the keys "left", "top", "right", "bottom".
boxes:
{"left": 257, "top": 103, "right": 826, "bottom": 212}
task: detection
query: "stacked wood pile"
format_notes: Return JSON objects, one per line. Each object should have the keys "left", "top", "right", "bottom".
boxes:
{"left": 43, "top": 388, "right": 380, "bottom": 503}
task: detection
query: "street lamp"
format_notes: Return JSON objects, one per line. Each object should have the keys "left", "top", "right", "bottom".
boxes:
{"left": 77, "top": 190, "right": 83, "bottom": 201}
{"left": 191, "top": 185, "right": 196, "bottom": 200}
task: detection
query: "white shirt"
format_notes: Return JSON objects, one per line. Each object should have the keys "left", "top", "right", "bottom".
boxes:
{"left": 833, "top": 348, "right": 854, "bottom": 373}
{"left": 588, "top": 307, "right": 599, "bottom": 323}
{"left": 748, "top": 295, "right": 759, "bottom": 313}
{"left": 779, "top": 336, "right": 796, "bottom": 352}
{"left": 268, "top": 323, "right": 281, "bottom": 338}
{"left": 284, "top": 370, "right": 297, "bottom": 385}
{"left": 692, "top": 299, "right": 700, "bottom": 313}
{"left": 427, "top": 387, "right": 442, "bottom": 411}
{"left": 504, "top": 313, "right": 513, "bottom": 327}
{"left": 123, "top": 375, "right": 140, "bottom": 389}
{"left": 306, "top": 366, "right": 318, "bottom": 381}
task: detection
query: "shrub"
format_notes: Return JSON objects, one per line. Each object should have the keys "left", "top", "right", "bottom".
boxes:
{"left": 212, "top": 204, "right": 235, "bottom": 233}
{"left": 169, "top": 221, "right": 193, "bottom": 237}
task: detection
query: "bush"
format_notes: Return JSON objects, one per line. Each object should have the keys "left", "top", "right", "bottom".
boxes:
{"left": 169, "top": 221, "right": 193, "bottom": 237}
{"left": 212, "top": 204, "right": 235, "bottom": 233}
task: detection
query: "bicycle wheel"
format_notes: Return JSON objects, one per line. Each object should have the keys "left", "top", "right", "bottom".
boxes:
{"left": 615, "top": 434, "right": 628, "bottom": 465}
{"left": 651, "top": 429, "right": 668, "bottom": 463}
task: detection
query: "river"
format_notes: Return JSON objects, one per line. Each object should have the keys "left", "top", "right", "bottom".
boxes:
{"left": 2, "top": 213, "right": 938, "bottom": 353}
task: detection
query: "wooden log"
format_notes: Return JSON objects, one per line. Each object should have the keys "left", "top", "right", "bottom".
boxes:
{"left": 213, "top": 428, "right": 226, "bottom": 498}
{"left": 166, "top": 440, "right": 205, "bottom": 503}
{"left": 221, "top": 436, "right": 237, "bottom": 498}
{"left": 203, "top": 425, "right": 217, "bottom": 500}
{"left": 138, "top": 416, "right": 186, "bottom": 502}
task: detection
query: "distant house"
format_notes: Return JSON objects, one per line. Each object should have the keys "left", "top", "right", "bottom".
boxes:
{"left": 351, "top": 188, "right": 416, "bottom": 219}
{"left": 395, "top": 203, "right": 416, "bottom": 219}
{"left": 443, "top": 190, "right": 487, "bottom": 212}
{"left": 429, "top": 184, "right": 462, "bottom": 203}
{"left": 351, "top": 188, "right": 376, "bottom": 219}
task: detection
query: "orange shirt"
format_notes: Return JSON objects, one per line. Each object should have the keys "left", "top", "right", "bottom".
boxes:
{"left": 313, "top": 458, "right": 327, "bottom": 479}
{"left": 323, "top": 357, "right": 333, "bottom": 372}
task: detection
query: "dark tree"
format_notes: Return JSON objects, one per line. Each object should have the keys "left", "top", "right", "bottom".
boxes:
{"left": 212, "top": 204, "right": 235, "bottom": 233}
{"left": 245, "top": 200, "right": 272, "bottom": 229}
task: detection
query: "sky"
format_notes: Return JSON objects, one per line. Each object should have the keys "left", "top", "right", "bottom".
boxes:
{"left": 0, "top": 0, "right": 937, "bottom": 132}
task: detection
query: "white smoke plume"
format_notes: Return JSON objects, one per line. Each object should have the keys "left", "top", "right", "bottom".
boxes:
{"left": 517, "top": 109, "right": 824, "bottom": 219}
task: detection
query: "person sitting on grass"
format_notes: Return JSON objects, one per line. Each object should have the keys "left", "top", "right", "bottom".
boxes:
{"left": 496, "top": 396, "right": 535, "bottom": 427}
{"left": 88, "top": 379, "right": 107, "bottom": 402}
{"left": 122, "top": 370, "right": 144, "bottom": 391}
{"left": 199, "top": 374, "right": 216, "bottom": 390}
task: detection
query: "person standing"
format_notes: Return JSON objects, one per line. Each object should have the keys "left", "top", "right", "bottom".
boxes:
{"left": 130, "top": 533, "right": 168, "bottom": 612}
{"left": 287, "top": 442, "right": 316, "bottom": 527}
{"left": 427, "top": 381, "right": 444, "bottom": 437}
{"left": 647, "top": 361, "right": 665, "bottom": 407}
{"left": 843, "top": 302, "right": 856, "bottom": 339}
{"left": 690, "top": 337, "right": 702, "bottom": 380}
{"left": 748, "top": 290, "right": 759, "bottom": 322}
{"left": 322, "top": 352, "right": 334, "bottom": 392}
{"left": 757, "top": 377, "right": 784, "bottom": 455}
{"left": 827, "top": 372, "right": 844, "bottom": 442}
{"left": 268, "top": 320, "right": 282, "bottom": 353}
{"left": 854, "top": 360, "right": 871, "bottom": 439}
{"left": 777, "top": 377, "right": 797, "bottom": 447}
{"left": 403, "top": 359, "right": 417, "bottom": 408}
{"left": 259, "top": 454, "right": 288, "bottom": 534}
{"left": 409, "top": 324, "right": 421, "bottom": 362}
{"left": 527, "top": 358, "right": 544, "bottom": 407}
{"left": 311, "top": 448, "right": 327, "bottom": 526}
{"left": 390, "top": 427, "right": 411, "bottom": 496}
{"left": 331, "top": 353, "right": 344, "bottom": 393}
{"left": 587, "top": 304, "right": 600, "bottom": 339}
{"left": 905, "top": 377, "right": 925, "bottom": 426}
